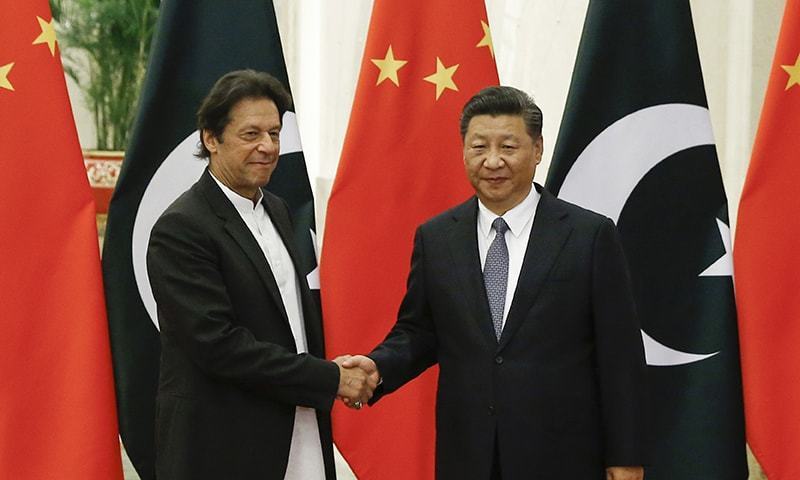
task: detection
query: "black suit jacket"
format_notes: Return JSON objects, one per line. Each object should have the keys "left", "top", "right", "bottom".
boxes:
{"left": 369, "top": 185, "right": 646, "bottom": 479}
{"left": 147, "top": 170, "right": 339, "bottom": 479}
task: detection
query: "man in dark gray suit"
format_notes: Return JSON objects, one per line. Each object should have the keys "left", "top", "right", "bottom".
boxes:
{"left": 343, "top": 86, "right": 646, "bottom": 480}
{"left": 147, "top": 70, "right": 376, "bottom": 480}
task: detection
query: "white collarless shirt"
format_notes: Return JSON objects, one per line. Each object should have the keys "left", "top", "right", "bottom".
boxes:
{"left": 211, "top": 174, "right": 325, "bottom": 480}
{"left": 477, "top": 185, "right": 541, "bottom": 331}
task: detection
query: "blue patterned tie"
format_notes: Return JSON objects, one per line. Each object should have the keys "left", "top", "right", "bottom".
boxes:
{"left": 484, "top": 217, "right": 509, "bottom": 340}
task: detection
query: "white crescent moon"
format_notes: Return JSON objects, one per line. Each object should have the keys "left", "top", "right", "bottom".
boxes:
{"left": 558, "top": 103, "right": 720, "bottom": 366}
{"left": 131, "top": 112, "right": 302, "bottom": 330}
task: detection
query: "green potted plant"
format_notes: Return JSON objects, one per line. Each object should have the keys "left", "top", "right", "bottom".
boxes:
{"left": 52, "top": 0, "right": 159, "bottom": 150}
{"left": 51, "top": 0, "right": 158, "bottom": 236}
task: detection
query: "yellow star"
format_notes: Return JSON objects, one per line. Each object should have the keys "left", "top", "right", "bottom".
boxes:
{"left": 0, "top": 63, "right": 14, "bottom": 91}
{"left": 33, "top": 16, "right": 58, "bottom": 56}
{"left": 476, "top": 20, "right": 494, "bottom": 58}
{"left": 371, "top": 45, "right": 408, "bottom": 87}
{"left": 423, "top": 57, "right": 459, "bottom": 100}
{"left": 781, "top": 53, "right": 800, "bottom": 90}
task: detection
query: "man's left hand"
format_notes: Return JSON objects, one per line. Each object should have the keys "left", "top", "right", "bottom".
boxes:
{"left": 606, "top": 466, "right": 644, "bottom": 480}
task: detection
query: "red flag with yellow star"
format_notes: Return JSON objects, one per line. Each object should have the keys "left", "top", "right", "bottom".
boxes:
{"left": 0, "top": 2, "right": 123, "bottom": 478}
{"left": 734, "top": 1, "right": 800, "bottom": 478}
{"left": 321, "top": 1, "right": 498, "bottom": 478}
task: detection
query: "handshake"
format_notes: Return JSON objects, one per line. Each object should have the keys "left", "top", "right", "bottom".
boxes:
{"left": 334, "top": 355, "right": 380, "bottom": 410}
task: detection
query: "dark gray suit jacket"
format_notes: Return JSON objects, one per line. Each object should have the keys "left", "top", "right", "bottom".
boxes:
{"left": 147, "top": 170, "right": 339, "bottom": 479}
{"left": 369, "top": 184, "right": 646, "bottom": 479}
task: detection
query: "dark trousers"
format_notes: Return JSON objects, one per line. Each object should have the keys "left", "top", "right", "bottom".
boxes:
{"left": 490, "top": 436, "right": 502, "bottom": 480}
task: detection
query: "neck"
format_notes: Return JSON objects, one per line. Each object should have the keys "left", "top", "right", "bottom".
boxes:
{"left": 482, "top": 185, "right": 533, "bottom": 216}
{"left": 208, "top": 167, "right": 260, "bottom": 205}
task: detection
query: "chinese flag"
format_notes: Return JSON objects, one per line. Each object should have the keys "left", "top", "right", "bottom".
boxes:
{"left": 734, "top": 0, "right": 800, "bottom": 478}
{"left": 0, "top": 2, "right": 123, "bottom": 478}
{"left": 321, "top": 1, "right": 498, "bottom": 478}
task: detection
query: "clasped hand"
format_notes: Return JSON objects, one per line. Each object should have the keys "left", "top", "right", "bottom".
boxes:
{"left": 333, "top": 355, "right": 380, "bottom": 410}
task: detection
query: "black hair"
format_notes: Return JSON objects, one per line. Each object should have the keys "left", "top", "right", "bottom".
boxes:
{"left": 195, "top": 69, "right": 292, "bottom": 159}
{"left": 459, "top": 86, "right": 542, "bottom": 140}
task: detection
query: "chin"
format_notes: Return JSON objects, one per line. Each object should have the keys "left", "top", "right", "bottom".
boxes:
{"left": 481, "top": 188, "right": 510, "bottom": 202}
{"left": 256, "top": 171, "right": 274, "bottom": 185}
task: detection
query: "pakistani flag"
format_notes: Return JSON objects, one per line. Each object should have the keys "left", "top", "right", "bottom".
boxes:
{"left": 545, "top": 1, "right": 747, "bottom": 478}
{"left": 101, "top": 1, "right": 318, "bottom": 478}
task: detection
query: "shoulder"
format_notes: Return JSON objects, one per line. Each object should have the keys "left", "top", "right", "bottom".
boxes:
{"left": 151, "top": 178, "right": 216, "bottom": 239}
{"left": 539, "top": 186, "right": 611, "bottom": 229}
{"left": 418, "top": 196, "right": 476, "bottom": 233}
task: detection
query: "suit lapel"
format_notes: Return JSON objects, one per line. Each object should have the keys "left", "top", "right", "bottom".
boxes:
{"left": 199, "top": 171, "right": 290, "bottom": 325}
{"left": 447, "top": 198, "right": 497, "bottom": 346}
{"left": 498, "top": 187, "right": 572, "bottom": 352}
{"left": 261, "top": 194, "right": 325, "bottom": 356}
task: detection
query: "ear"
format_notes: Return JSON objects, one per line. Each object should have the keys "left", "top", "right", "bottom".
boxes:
{"left": 202, "top": 129, "right": 219, "bottom": 154}
{"left": 534, "top": 136, "right": 544, "bottom": 164}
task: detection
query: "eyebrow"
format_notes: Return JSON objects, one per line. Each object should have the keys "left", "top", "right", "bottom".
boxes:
{"left": 469, "top": 133, "right": 519, "bottom": 141}
{"left": 237, "top": 123, "right": 282, "bottom": 132}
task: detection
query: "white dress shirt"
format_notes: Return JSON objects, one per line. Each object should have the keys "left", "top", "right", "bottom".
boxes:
{"left": 477, "top": 185, "right": 541, "bottom": 331}
{"left": 211, "top": 174, "right": 325, "bottom": 480}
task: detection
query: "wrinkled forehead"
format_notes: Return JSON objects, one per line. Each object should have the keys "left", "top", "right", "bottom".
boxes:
{"left": 225, "top": 97, "right": 282, "bottom": 128}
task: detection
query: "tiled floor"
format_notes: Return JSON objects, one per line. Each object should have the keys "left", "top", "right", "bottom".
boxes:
{"left": 121, "top": 446, "right": 139, "bottom": 479}
{"left": 747, "top": 447, "right": 767, "bottom": 479}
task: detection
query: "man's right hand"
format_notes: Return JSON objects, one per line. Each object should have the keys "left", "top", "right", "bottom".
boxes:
{"left": 334, "top": 355, "right": 378, "bottom": 407}
{"left": 606, "top": 466, "right": 644, "bottom": 480}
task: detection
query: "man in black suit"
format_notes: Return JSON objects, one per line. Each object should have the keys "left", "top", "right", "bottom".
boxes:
{"left": 147, "top": 70, "right": 376, "bottom": 480}
{"left": 343, "top": 86, "right": 646, "bottom": 479}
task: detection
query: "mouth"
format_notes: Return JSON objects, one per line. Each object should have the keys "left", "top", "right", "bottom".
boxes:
{"left": 483, "top": 176, "right": 508, "bottom": 185}
{"left": 249, "top": 160, "right": 276, "bottom": 168}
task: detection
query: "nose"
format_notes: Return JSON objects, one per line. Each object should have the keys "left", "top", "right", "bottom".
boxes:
{"left": 484, "top": 149, "right": 505, "bottom": 169}
{"left": 256, "top": 134, "right": 279, "bottom": 154}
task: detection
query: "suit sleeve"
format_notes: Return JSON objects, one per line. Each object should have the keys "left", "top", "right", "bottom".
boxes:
{"left": 147, "top": 210, "right": 339, "bottom": 411}
{"left": 368, "top": 226, "right": 438, "bottom": 403}
{"left": 591, "top": 217, "right": 648, "bottom": 466}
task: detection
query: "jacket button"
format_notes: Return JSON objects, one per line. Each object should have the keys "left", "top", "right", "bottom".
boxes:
{"left": 488, "top": 406, "right": 495, "bottom": 416}
{"left": 495, "top": 356, "right": 503, "bottom": 365}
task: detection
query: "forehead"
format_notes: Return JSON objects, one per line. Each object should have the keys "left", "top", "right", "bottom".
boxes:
{"left": 227, "top": 97, "right": 281, "bottom": 127}
{"left": 465, "top": 114, "right": 528, "bottom": 139}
